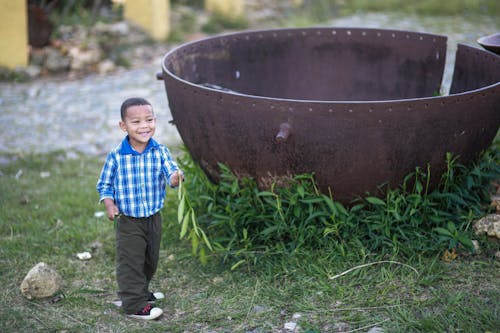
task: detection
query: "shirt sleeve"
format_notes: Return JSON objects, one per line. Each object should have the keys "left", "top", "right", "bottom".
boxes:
{"left": 96, "top": 152, "right": 117, "bottom": 202}
{"left": 160, "top": 146, "right": 182, "bottom": 187}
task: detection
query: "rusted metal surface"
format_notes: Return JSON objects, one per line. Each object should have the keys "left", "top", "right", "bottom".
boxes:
{"left": 477, "top": 32, "right": 500, "bottom": 55}
{"left": 159, "top": 27, "right": 500, "bottom": 203}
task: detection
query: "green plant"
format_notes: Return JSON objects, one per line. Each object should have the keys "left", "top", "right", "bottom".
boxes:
{"left": 177, "top": 176, "right": 213, "bottom": 264}
{"left": 201, "top": 12, "right": 248, "bottom": 34}
{"left": 434, "top": 221, "right": 474, "bottom": 250}
{"left": 175, "top": 143, "right": 499, "bottom": 266}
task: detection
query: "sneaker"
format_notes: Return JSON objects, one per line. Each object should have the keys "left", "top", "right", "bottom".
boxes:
{"left": 128, "top": 303, "right": 163, "bottom": 320}
{"left": 148, "top": 291, "right": 165, "bottom": 301}
{"left": 112, "top": 292, "right": 164, "bottom": 307}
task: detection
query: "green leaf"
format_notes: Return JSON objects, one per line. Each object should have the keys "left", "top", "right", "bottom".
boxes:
{"left": 191, "top": 209, "right": 200, "bottom": 236}
{"left": 230, "top": 259, "right": 246, "bottom": 271}
{"left": 297, "top": 185, "right": 305, "bottom": 198}
{"left": 177, "top": 176, "right": 183, "bottom": 201}
{"left": 434, "top": 227, "right": 453, "bottom": 238}
{"left": 191, "top": 232, "right": 199, "bottom": 256}
{"left": 457, "top": 235, "right": 473, "bottom": 250}
{"left": 257, "top": 191, "right": 276, "bottom": 197}
{"left": 335, "top": 202, "right": 348, "bottom": 216}
{"left": 180, "top": 211, "right": 190, "bottom": 239}
{"left": 447, "top": 221, "right": 457, "bottom": 233}
{"left": 200, "top": 229, "right": 213, "bottom": 251}
{"left": 366, "top": 196, "right": 386, "bottom": 206}
{"left": 177, "top": 195, "right": 186, "bottom": 224}
{"left": 199, "top": 247, "right": 208, "bottom": 265}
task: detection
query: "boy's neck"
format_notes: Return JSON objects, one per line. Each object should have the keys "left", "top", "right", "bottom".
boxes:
{"left": 128, "top": 138, "right": 149, "bottom": 154}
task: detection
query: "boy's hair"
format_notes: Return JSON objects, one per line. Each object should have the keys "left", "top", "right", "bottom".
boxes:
{"left": 120, "top": 97, "right": 152, "bottom": 120}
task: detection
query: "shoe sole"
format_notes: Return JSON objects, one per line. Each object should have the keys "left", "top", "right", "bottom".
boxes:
{"left": 128, "top": 307, "right": 163, "bottom": 320}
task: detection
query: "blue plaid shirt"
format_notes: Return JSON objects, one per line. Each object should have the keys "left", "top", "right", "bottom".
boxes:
{"left": 96, "top": 136, "right": 181, "bottom": 218}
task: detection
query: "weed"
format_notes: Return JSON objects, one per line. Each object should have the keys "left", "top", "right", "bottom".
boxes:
{"left": 177, "top": 143, "right": 500, "bottom": 266}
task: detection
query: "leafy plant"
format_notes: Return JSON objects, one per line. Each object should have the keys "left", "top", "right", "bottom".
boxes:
{"left": 174, "top": 143, "right": 499, "bottom": 266}
{"left": 177, "top": 177, "right": 212, "bottom": 264}
{"left": 434, "top": 221, "right": 474, "bottom": 250}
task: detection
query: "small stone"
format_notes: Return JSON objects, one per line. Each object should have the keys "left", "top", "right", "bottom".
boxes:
{"left": 474, "top": 214, "right": 500, "bottom": 239}
{"left": 471, "top": 240, "right": 481, "bottom": 254}
{"left": 20, "top": 262, "right": 62, "bottom": 299}
{"left": 367, "top": 327, "right": 384, "bottom": 333}
{"left": 44, "top": 47, "right": 71, "bottom": 73}
{"left": 284, "top": 322, "right": 297, "bottom": 331}
{"left": 98, "top": 59, "right": 116, "bottom": 74}
{"left": 94, "top": 211, "right": 105, "bottom": 218}
{"left": 76, "top": 252, "right": 92, "bottom": 260}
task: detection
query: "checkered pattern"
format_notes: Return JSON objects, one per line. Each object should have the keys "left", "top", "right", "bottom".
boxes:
{"left": 97, "top": 136, "right": 181, "bottom": 218}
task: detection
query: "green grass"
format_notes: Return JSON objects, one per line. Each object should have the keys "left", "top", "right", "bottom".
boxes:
{"left": 274, "top": 0, "right": 500, "bottom": 29}
{"left": 0, "top": 149, "right": 499, "bottom": 332}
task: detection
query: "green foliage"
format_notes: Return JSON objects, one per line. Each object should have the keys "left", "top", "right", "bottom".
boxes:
{"left": 0, "top": 66, "right": 30, "bottom": 82}
{"left": 343, "top": 0, "right": 500, "bottom": 16}
{"left": 297, "top": 0, "right": 500, "bottom": 17}
{"left": 171, "top": 0, "right": 204, "bottom": 8}
{"left": 201, "top": 11, "right": 248, "bottom": 34}
{"left": 177, "top": 178, "right": 213, "bottom": 264}
{"left": 1, "top": 152, "right": 498, "bottom": 332}
{"left": 46, "top": 0, "right": 122, "bottom": 28}
{"left": 176, "top": 143, "right": 500, "bottom": 266}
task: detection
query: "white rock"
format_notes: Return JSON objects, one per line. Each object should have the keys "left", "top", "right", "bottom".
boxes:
{"left": 474, "top": 214, "right": 500, "bottom": 239}
{"left": 20, "top": 262, "right": 62, "bottom": 299}
{"left": 94, "top": 211, "right": 105, "bottom": 218}
{"left": 284, "top": 322, "right": 297, "bottom": 331}
{"left": 76, "top": 252, "right": 92, "bottom": 260}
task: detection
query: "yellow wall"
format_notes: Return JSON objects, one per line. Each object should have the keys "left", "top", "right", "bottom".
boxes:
{"left": 0, "top": 0, "right": 28, "bottom": 68}
{"left": 124, "top": 0, "right": 170, "bottom": 41}
{"left": 205, "top": 0, "right": 244, "bottom": 18}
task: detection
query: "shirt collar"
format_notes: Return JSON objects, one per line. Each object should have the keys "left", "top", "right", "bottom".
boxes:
{"left": 119, "top": 135, "right": 159, "bottom": 155}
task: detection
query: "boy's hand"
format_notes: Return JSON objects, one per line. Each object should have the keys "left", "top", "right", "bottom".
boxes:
{"left": 103, "top": 198, "right": 119, "bottom": 221}
{"left": 170, "top": 171, "right": 184, "bottom": 187}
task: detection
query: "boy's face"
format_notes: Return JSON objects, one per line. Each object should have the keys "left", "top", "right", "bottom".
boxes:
{"left": 119, "top": 104, "right": 156, "bottom": 151}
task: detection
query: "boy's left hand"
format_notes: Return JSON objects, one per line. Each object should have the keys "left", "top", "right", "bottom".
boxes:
{"left": 170, "top": 171, "right": 184, "bottom": 187}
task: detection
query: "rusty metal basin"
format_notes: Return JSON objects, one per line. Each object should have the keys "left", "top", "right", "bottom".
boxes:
{"left": 477, "top": 32, "right": 500, "bottom": 55}
{"left": 158, "top": 27, "right": 500, "bottom": 203}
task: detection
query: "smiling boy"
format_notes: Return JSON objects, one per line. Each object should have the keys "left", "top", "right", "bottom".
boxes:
{"left": 97, "top": 97, "right": 183, "bottom": 320}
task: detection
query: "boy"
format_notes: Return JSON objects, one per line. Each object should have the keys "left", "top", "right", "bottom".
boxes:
{"left": 97, "top": 97, "right": 183, "bottom": 320}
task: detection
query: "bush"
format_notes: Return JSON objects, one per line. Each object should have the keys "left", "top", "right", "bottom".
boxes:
{"left": 175, "top": 142, "right": 500, "bottom": 267}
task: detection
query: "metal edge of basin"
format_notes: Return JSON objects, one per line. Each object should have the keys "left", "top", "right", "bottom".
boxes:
{"left": 477, "top": 32, "right": 500, "bottom": 55}
{"left": 159, "top": 27, "right": 500, "bottom": 203}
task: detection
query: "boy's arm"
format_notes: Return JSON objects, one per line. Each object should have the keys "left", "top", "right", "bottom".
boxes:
{"left": 169, "top": 170, "right": 184, "bottom": 187}
{"left": 161, "top": 146, "right": 183, "bottom": 187}
{"left": 103, "top": 198, "right": 119, "bottom": 221}
{"left": 96, "top": 153, "right": 118, "bottom": 220}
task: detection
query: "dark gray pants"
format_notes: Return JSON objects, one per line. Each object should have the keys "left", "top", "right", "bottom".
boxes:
{"left": 115, "top": 212, "right": 162, "bottom": 314}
